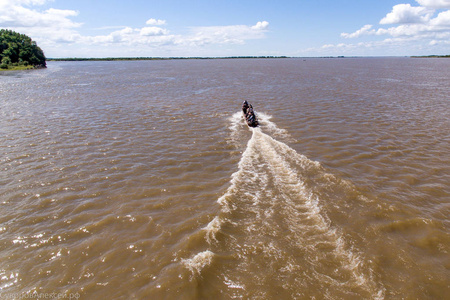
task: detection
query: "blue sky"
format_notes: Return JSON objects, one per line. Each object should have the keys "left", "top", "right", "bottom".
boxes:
{"left": 1, "top": 0, "right": 449, "bottom": 57}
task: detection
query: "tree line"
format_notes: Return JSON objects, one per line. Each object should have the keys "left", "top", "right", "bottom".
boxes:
{"left": 0, "top": 29, "right": 46, "bottom": 69}
{"left": 48, "top": 56, "right": 289, "bottom": 61}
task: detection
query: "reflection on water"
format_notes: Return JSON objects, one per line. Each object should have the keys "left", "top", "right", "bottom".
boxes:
{"left": 1, "top": 58, "right": 449, "bottom": 299}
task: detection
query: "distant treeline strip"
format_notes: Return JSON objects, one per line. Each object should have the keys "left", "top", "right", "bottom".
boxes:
{"left": 411, "top": 55, "right": 450, "bottom": 58}
{"left": 47, "top": 56, "right": 289, "bottom": 61}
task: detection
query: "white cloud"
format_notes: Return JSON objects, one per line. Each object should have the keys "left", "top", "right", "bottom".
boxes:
{"left": 189, "top": 21, "right": 269, "bottom": 45}
{"left": 85, "top": 21, "right": 269, "bottom": 48}
{"left": 380, "top": 4, "right": 433, "bottom": 24}
{"left": 84, "top": 26, "right": 171, "bottom": 44}
{"left": 114, "top": 27, "right": 134, "bottom": 36}
{"left": 0, "top": 0, "right": 270, "bottom": 57}
{"left": 140, "top": 26, "right": 169, "bottom": 36}
{"left": 146, "top": 18, "right": 166, "bottom": 26}
{"left": 430, "top": 9, "right": 450, "bottom": 25}
{"left": 315, "top": 1, "right": 450, "bottom": 56}
{"left": 375, "top": 24, "right": 424, "bottom": 37}
{"left": 251, "top": 21, "right": 269, "bottom": 30}
{"left": 0, "top": 0, "right": 83, "bottom": 46}
{"left": 0, "top": 0, "right": 80, "bottom": 28}
{"left": 304, "top": 34, "right": 440, "bottom": 56}
{"left": 341, "top": 24, "right": 374, "bottom": 38}
{"left": 8, "top": 0, "right": 50, "bottom": 5}
{"left": 416, "top": 0, "right": 450, "bottom": 9}
{"left": 378, "top": 8, "right": 450, "bottom": 38}
{"left": 340, "top": 2, "right": 448, "bottom": 40}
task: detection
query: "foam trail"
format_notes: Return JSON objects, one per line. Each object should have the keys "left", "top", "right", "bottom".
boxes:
{"left": 228, "top": 111, "right": 243, "bottom": 134}
{"left": 203, "top": 216, "right": 222, "bottom": 244}
{"left": 182, "top": 250, "right": 214, "bottom": 275}
{"left": 228, "top": 110, "right": 292, "bottom": 146}
{"left": 196, "top": 113, "right": 383, "bottom": 298}
{"left": 227, "top": 111, "right": 246, "bottom": 146}
{"left": 253, "top": 128, "right": 377, "bottom": 289}
{"left": 256, "top": 111, "right": 294, "bottom": 141}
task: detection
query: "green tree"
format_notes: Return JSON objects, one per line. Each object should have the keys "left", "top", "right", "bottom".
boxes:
{"left": 1, "top": 56, "right": 11, "bottom": 69}
{"left": 0, "top": 29, "right": 46, "bottom": 69}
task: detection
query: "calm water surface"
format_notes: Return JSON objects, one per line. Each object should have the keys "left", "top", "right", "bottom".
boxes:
{"left": 1, "top": 58, "right": 449, "bottom": 299}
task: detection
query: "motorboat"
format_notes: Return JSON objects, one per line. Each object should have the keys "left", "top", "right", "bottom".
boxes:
{"left": 242, "top": 101, "right": 259, "bottom": 127}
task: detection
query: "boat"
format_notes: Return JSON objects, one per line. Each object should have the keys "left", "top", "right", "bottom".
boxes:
{"left": 242, "top": 101, "right": 259, "bottom": 127}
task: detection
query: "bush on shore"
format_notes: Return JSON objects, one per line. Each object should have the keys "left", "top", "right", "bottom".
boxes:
{"left": 0, "top": 29, "right": 46, "bottom": 70}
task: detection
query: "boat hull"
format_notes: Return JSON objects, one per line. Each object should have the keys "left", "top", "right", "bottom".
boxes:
{"left": 242, "top": 101, "right": 259, "bottom": 127}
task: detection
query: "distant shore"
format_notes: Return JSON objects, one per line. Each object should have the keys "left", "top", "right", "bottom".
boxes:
{"left": 46, "top": 55, "right": 449, "bottom": 62}
{"left": 47, "top": 56, "right": 289, "bottom": 61}
{"left": 4, "top": 55, "right": 448, "bottom": 69}
{"left": 411, "top": 55, "right": 450, "bottom": 58}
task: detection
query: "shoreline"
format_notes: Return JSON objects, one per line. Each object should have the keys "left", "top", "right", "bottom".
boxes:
{"left": 2, "top": 55, "right": 448, "bottom": 71}
{"left": 47, "top": 56, "right": 289, "bottom": 61}
{"left": 46, "top": 55, "right": 449, "bottom": 62}
{"left": 411, "top": 55, "right": 450, "bottom": 58}
{"left": 0, "top": 65, "right": 46, "bottom": 72}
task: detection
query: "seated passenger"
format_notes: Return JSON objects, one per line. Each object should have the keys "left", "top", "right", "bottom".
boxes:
{"left": 242, "top": 101, "right": 249, "bottom": 113}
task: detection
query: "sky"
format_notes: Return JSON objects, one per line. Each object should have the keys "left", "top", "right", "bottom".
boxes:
{"left": 0, "top": 0, "right": 449, "bottom": 57}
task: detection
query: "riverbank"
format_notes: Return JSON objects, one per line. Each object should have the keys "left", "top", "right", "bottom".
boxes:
{"left": 0, "top": 65, "right": 46, "bottom": 71}
{"left": 47, "top": 56, "right": 289, "bottom": 61}
{"left": 411, "top": 55, "right": 450, "bottom": 58}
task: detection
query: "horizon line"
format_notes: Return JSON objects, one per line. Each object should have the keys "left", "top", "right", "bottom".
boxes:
{"left": 46, "top": 55, "right": 449, "bottom": 61}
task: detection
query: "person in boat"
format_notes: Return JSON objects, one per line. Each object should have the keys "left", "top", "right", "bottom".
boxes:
{"left": 247, "top": 105, "right": 254, "bottom": 116}
{"left": 242, "top": 101, "right": 249, "bottom": 114}
{"left": 247, "top": 106, "right": 255, "bottom": 120}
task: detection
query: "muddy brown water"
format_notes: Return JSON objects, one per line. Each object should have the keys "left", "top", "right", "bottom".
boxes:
{"left": 1, "top": 58, "right": 449, "bottom": 299}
